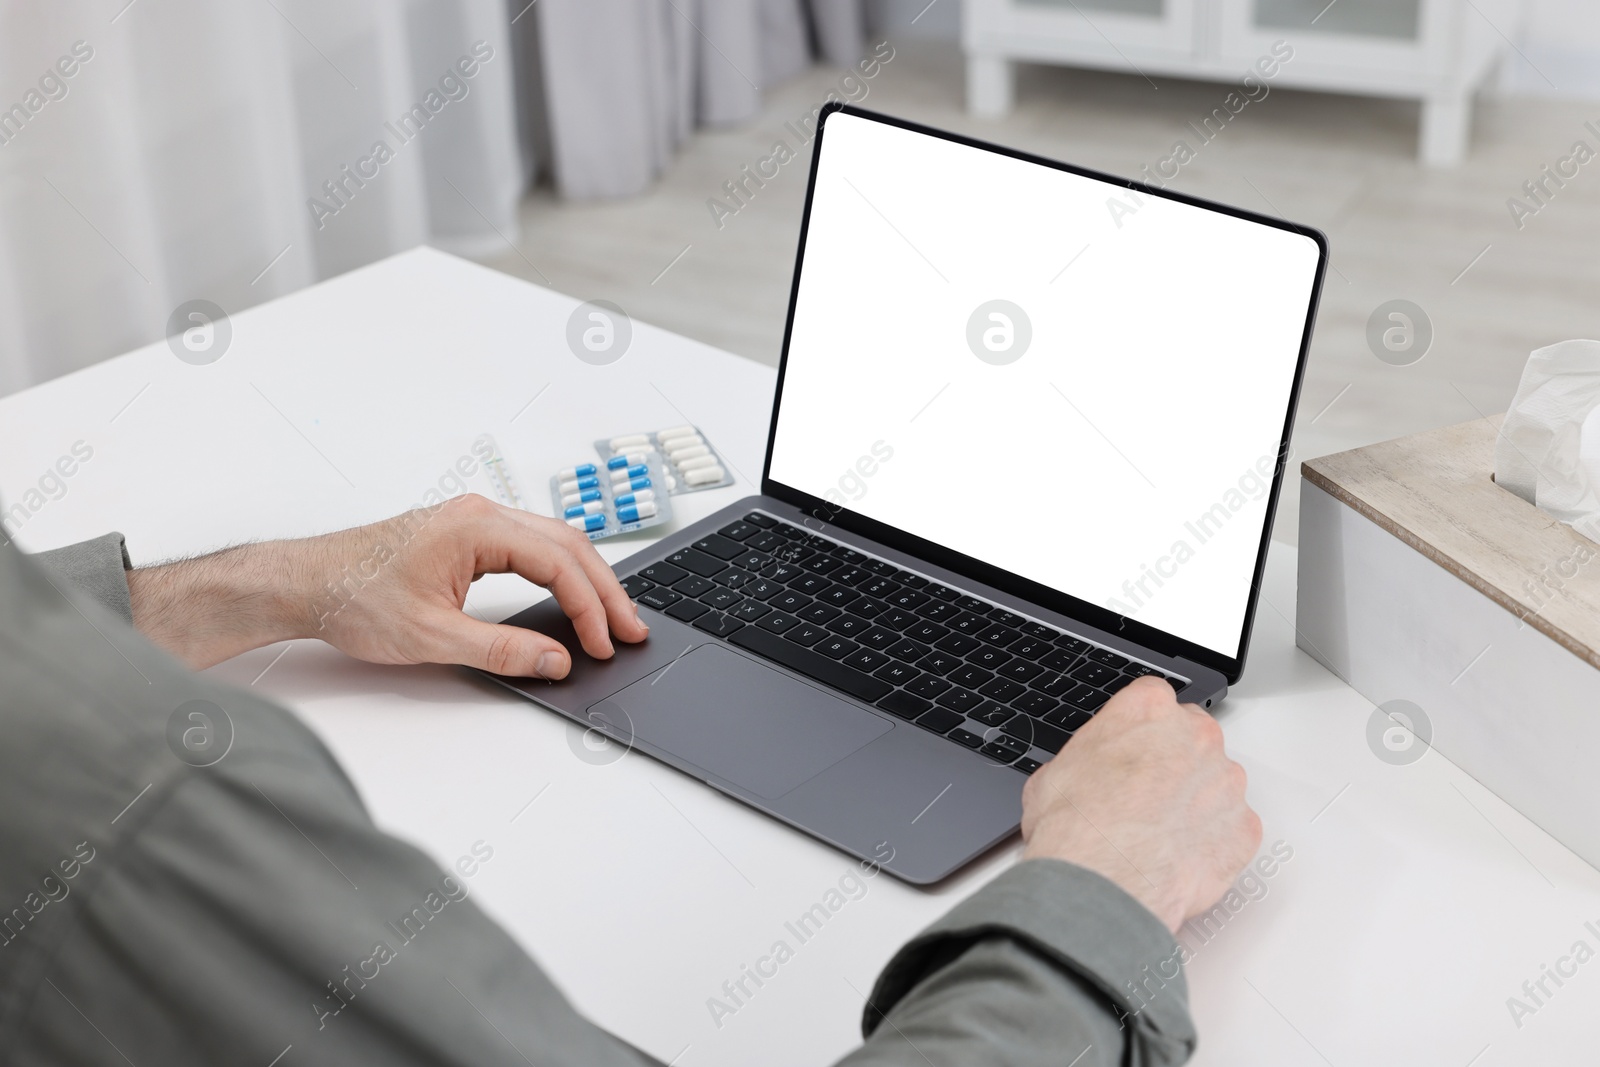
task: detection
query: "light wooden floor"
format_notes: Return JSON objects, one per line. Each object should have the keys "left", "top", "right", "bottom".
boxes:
{"left": 479, "top": 42, "right": 1600, "bottom": 543}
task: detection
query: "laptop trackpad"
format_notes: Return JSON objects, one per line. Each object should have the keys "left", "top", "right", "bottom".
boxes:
{"left": 588, "top": 643, "right": 892, "bottom": 800}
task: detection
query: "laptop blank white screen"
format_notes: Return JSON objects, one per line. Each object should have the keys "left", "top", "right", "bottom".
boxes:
{"left": 766, "top": 112, "right": 1322, "bottom": 661}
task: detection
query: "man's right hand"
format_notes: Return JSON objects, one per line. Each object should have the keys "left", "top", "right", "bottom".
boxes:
{"left": 1020, "top": 677, "right": 1262, "bottom": 933}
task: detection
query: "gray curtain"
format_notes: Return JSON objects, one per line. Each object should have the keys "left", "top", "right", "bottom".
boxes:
{"left": 513, "top": 0, "right": 866, "bottom": 199}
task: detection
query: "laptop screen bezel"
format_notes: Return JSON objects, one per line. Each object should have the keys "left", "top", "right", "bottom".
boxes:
{"left": 759, "top": 103, "right": 1328, "bottom": 685}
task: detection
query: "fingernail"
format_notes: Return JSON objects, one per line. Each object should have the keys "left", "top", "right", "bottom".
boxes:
{"left": 536, "top": 652, "right": 561, "bottom": 678}
{"left": 634, "top": 607, "right": 648, "bottom": 632}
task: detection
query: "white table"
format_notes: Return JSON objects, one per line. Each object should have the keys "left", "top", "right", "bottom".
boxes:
{"left": 4, "top": 248, "right": 1597, "bottom": 1066}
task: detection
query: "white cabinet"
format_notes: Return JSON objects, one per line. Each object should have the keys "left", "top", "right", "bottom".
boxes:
{"left": 964, "top": 0, "right": 1525, "bottom": 166}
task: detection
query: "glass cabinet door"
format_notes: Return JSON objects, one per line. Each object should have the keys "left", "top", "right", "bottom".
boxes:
{"left": 1217, "top": 0, "right": 1438, "bottom": 72}
{"left": 982, "top": 0, "right": 1200, "bottom": 55}
{"left": 1250, "top": 0, "right": 1423, "bottom": 40}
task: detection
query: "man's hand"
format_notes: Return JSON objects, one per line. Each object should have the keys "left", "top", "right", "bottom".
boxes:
{"left": 128, "top": 494, "right": 649, "bottom": 675}
{"left": 1020, "top": 677, "right": 1261, "bottom": 933}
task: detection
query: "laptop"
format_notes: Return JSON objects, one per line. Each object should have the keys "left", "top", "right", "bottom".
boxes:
{"left": 485, "top": 103, "right": 1327, "bottom": 885}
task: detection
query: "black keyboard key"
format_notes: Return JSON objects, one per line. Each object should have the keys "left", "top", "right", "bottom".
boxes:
{"left": 744, "top": 511, "right": 777, "bottom": 528}
{"left": 887, "top": 589, "right": 930, "bottom": 610}
{"left": 1007, "top": 637, "right": 1051, "bottom": 661}
{"left": 969, "top": 647, "right": 1011, "bottom": 671}
{"left": 978, "top": 623, "right": 1021, "bottom": 646}
{"left": 905, "top": 675, "right": 952, "bottom": 699}
{"left": 1056, "top": 635, "right": 1092, "bottom": 655}
{"left": 815, "top": 636, "right": 859, "bottom": 660}
{"left": 879, "top": 608, "right": 920, "bottom": 631}
{"left": 897, "top": 573, "right": 929, "bottom": 590}
{"left": 770, "top": 590, "right": 810, "bottom": 613}
{"left": 1001, "top": 659, "right": 1046, "bottom": 684}
{"left": 878, "top": 691, "right": 931, "bottom": 720}
{"left": 1064, "top": 685, "right": 1111, "bottom": 712}
{"left": 857, "top": 627, "right": 899, "bottom": 651}
{"left": 640, "top": 561, "right": 688, "bottom": 585}
{"left": 693, "top": 612, "right": 744, "bottom": 637}
{"left": 862, "top": 558, "right": 898, "bottom": 576}
{"left": 665, "top": 548, "right": 727, "bottom": 579}
{"left": 620, "top": 574, "right": 654, "bottom": 597}
{"left": 736, "top": 552, "right": 775, "bottom": 573}
{"left": 746, "top": 579, "right": 785, "bottom": 601}
{"left": 730, "top": 600, "right": 771, "bottom": 622}
{"left": 1021, "top": 622, "right": 1061, "bottom": 641}
{"left": 925, "top": 583, "right": 961, "bottom": 602}
{"left": 786, "top": 622, "right": 829, "bottom": 647}
{"left": 771, "top": 543, "right": 814, "bottom": 565}
{"left": 1014, "top": 757, "right": 1044, "bottom": 775}
{"left": 916, "top": 651, "right": 962, "bottom": 676}
{"left": 1087, "top": 648, "right": 1130, "bottom": 669}
{"left": 989, "top": 609, "right": 1026, "bottom": 627}
{"left": 765, "top": 562, "right": 804, "bottom": 584}
{"left": 745, "top": 532, "right": 786, "bottom": 553}
{"left": 978, "top": 677, "right": 1027, "bottom": 703}
{"left": 934, "top": 632, "right": 981, "bottom": 656}
{"left": 979, "top": 736, "right": 1029, "bottom": 763}
{"left": 936, "top": 687, "right": 986, "bottom": 714}
{"left": 791, "top": 574, "right": 833, "bottom": 596}
{"left": 758, "top": 611, "right": 801, "bottom": 634}
{"left": 829, "top": 614, "right": 872, "bottom": 637}
{"left": 887, "top": 639, "right": 929, "bottom": 662}
{"left": 1003, "top": 716, "right": 1070, "bottom": 754}
{"left": 956, "top": 595, "right": 990, "bottom": 613}
{"left": 970, "top": 702, "right": 1014, "bottom": 727}
{"left": 916, "top": 600, "right": 961, "bottom": 622}
{"left": 1044, "top": 706, "right": 1095, "bottom": 732}
{"left": 638, "top": 588, "right": 682, "bottom": 610}
{"left": 702, "top": 588, "right": 744, "bottom": 611}
{"left": 904, "top": 621, "right": 949, "bottom": 645}
{"left": 691, "top": 533, "right": 753, "bottom": 558}
{"left": 799, "top": 603, "right": 841, "bottom": 625}
{"left": 862, "top": 578, "right": 902, "bottom": 599}
{"left": 831, "top": 566, "right": 873, "bottom": 587}
{"left": 719, "top": 568, "right": 755, "bottom": 589}
{"left": 729, "top": 625, "right": 892, "bottom": 703}
{"left": 665, "top": 598, "right": 709, "bottom": 622}
{"left": 1040, "top": 647, "right": 1081, "bottom": 673}
{"left": 803, "top": 555, "right": 844, "bottom": 575}
{"left": 844, "top": 648, "right": 890, "bottom": 674}
{"left": 947, "top": 613, "right": 989, "bottom": 635}
{"left": 873, "top": 662, "right": 920, "bottom": 686}
{"left": 673, "top": 575, "right": 717, "bottom": 598}
{"left": 852, "top": 600, "right": 887, "bottom": 620}
{"left": 1033, "top": 671, "right": 1078, "bottom": 698}
{"left": 819, "top": 586, "right": 862, "bottom": 608}
{"left": 1070, "top": 662, "right": 1121, "bottom": 688}
{"left": 917, "top": 707, "right": 966, "bottom": 734}
{"left": 947, "top": 728, "right": 985, "bottom": 750}
{"left": 1013, "top": 692, "right": 1058, "bottom": 718}
{"left": 718, "top": 522, "right": 759, "bottom": 541}
{"left": 947, "top": 664, "right": 993, "bottom": 690}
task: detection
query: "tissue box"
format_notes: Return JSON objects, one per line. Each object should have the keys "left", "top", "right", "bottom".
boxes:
{"left": 1297, "top": 416, "right": 1600, "bottom": 868}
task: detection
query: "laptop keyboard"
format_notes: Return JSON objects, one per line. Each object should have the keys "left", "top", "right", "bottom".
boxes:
{"left": 618, "top": 511, "right": 1188, "bottom": 774}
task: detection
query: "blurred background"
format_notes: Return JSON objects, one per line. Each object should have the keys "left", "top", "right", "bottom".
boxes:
{"left": 2, "top": 0, "right": 1598, "bottom": 540}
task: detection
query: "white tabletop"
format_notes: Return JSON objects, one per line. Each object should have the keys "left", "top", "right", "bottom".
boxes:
{"left": 4, "top": 248, "right": 1597, "bottom": 1067}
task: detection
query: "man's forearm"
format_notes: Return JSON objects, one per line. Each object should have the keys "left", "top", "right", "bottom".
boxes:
{"left": 127, "top": 541, "right": 313, "bottom": 668}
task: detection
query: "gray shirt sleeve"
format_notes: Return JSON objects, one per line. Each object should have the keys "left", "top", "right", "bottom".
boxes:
{"left": 0, "top": 536, "right": 1195, "bottom": 1067}
{"left": 26, "top": 532, "right": 133, "bottom": 622}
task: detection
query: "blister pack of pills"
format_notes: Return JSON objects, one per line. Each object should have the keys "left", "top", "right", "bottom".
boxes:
{"left": 596, "top": 425, "right": 733, "bottom": 493}
{"left": 549, "top": 452, "right": 673, "bottom": 540}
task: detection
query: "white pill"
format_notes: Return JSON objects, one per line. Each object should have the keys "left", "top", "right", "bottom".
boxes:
{"left": 667, "top": 443, "right": 710, "bottom": 462}
{"left": 657, "top": 424, "right": 697, "bottom": 440}
{"left": 609, "top": 434, "right": 651, "bottom": 450}
{"left": 677, "top": 454, "right": 719, "bottom": 471}
{"left": 684, "top": 465, "right": 726, "bottom": 486}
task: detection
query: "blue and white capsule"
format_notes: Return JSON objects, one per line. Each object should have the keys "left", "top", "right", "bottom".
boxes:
{"left": 557, "top": 463, "right": 597, "bottom": 480}
{"left": 609, "top": 463, "right": 649, "bottom": 481}
{"left": 563, "top": 500, "right": 604, "bottom": 519}
{"left": 606, "top": 452, "right": 649, "bottom": 470}
{"left": 613, "top": 488, "right": 655, "bottom": 508}
{"left": 614, "top": 475, "right": 651, "bottom": 493}
{"left": 559, "top": 474, "right": 600, "bottom": 494}
{"left": 617, "top": 500, "right": 658, "bottom": 524}
{"left": 560, "top": 487, "right": 603, "bottom": 508}
{"left": 566, "top": 512, "right": 606, "bottom": 533}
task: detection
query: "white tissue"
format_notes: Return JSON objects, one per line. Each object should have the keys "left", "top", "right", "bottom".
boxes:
{"left": 1495, "top": 339, "right": 1600, "bottom": 543}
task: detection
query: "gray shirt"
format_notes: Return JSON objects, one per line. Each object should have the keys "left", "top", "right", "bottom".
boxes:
{"left": 0, "top": 534, "right": 1196, "bottom": 1066}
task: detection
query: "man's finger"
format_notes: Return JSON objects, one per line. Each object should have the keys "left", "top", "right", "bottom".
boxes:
{"left": 467, "top": 512, "right": 617, "bottom": 659}
{"left": 428, "top": 612, "right": 573, "bottom": 678}
{"left": 505, "top": 510, "right": 649, "bottom": 646}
